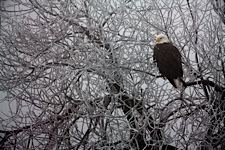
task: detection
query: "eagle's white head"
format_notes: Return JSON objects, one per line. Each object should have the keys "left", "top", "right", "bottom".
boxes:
{"left": 155, "top": 34, "right": 169, "bottom": 44}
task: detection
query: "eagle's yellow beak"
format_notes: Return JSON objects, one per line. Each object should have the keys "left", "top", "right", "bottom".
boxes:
{"left": 156, "top": 37, "right": 160, "bottom": 43}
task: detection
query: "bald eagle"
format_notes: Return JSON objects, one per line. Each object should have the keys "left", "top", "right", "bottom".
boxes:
{"left": 153, "top": 34, "right": 185, "bottom": 88}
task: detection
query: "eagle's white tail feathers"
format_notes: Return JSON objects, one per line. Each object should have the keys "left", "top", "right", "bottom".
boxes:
{"left": 174, "top": 78, "right": 183, "bottom": 89}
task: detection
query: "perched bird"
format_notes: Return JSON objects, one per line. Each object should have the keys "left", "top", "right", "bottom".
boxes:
{"left": 153, "top": 34, "right": 185, "bottom": 88}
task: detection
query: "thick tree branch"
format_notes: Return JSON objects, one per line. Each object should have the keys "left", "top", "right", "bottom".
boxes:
{"left": 185, "top": 79, "right": 225, "bottom": 93}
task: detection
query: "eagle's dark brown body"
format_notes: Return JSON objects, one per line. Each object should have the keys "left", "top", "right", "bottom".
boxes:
{"left": 153, "top": 43, "right": 184, "bottom": 88}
